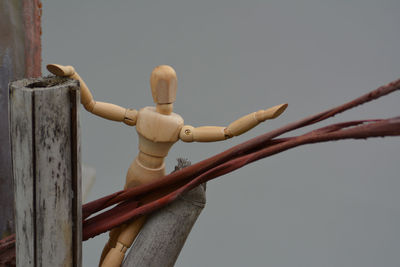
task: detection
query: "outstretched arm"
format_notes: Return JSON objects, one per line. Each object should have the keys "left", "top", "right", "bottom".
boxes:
{"left": 179, "top": 103, "right": 288, "bottom": 142}
{"left": 47, "top": 64, "right": 137, "bottom": 126}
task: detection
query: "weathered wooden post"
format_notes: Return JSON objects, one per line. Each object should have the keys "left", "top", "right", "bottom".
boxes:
{"left": 122, "top": 160, "right": 206, "bottom": 267}
{"left": 9, "top": 76, "right": 82, "bottom": 266}
{"left": 123, "top": 184, "right": 206, "bottom": 267}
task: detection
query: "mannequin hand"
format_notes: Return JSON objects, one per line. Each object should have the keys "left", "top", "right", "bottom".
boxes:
{"left": 47, "top": 64, "right": 75, "bottom": 77}
{"left": 255, "top": 103, "right": 288, "bottom": 122}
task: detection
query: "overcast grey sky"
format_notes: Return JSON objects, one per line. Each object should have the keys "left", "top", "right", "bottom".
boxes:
{"left": 42, "top": 1, "right": 400, "bottom": 266}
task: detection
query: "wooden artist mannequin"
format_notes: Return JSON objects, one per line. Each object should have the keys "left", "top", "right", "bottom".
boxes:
{"left": 47, "top": 64, "right": 288, "bottom": 267}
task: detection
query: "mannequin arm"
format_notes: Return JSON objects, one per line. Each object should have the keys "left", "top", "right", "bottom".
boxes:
{"left": 180, "top": 103, "right": 288, "bottom": 142}
{"left": 46, "top": 64, "right": 137, "bottom": 126}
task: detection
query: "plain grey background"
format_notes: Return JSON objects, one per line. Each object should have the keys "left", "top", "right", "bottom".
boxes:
{"left": 42, "top": 0, "right": 399, "bottom": 266}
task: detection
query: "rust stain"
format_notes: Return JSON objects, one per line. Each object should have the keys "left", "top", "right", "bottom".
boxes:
{"left": 0, "top": 234, "right": 16, "bottom": 266}
{"left": 22, "top": 0, "right": 42, "bottom": 78}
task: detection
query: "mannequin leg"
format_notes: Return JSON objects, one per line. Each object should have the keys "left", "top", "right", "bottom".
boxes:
{"left": 99, "top": 225, "right": 124, "bottom": 266}
{"left": 100, "top": 216, "right": 147, "bottom": 267}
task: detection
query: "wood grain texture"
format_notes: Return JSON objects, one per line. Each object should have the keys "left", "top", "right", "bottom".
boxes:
{"left": 9, "top": 82, "right": 34, "bottom": 266}
{"left": 0, "top": 0, "right": 42, "bottom": 239}
{"left": 9, "top": 76, "right": 81, "bottom": 266}
{"left": 122, "top": 184, "right": 206, "bottom": 267}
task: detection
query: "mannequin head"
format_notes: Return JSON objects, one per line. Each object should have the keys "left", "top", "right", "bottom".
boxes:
{"left": 150, "top": 65, "right": 177, "bottom": 105}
